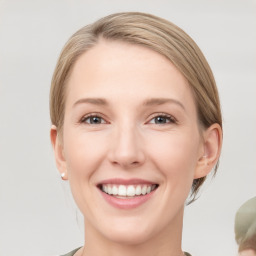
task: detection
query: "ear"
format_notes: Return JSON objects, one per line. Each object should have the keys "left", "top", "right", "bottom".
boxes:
{"left": 50, "top": 125, "right": 68, "bottom": 180}
{"left": 194, "top": 123, "right": 222, "bottom": 179}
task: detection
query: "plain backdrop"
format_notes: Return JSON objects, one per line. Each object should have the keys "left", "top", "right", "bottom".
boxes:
{"left": 0, "top": 0, "right": 255, "bottom": 255}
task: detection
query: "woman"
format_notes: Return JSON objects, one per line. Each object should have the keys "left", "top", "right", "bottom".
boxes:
{"left": 50, "top": 12, "right": 222, "bottom": 256}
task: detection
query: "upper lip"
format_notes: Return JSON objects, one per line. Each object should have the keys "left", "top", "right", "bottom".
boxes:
{"left": 98, "top": 178, "right": 158, "bottom": 186}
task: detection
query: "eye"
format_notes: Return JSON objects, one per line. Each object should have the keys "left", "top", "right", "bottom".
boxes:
{"left": 148, "top": 114, "right": 176, "bottom": 124}
{"left": 81, "top": 114, "right": 107, "bottom": 125}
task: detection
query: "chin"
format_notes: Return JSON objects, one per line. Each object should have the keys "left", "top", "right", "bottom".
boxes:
{"left": 96, "top": 215, "right": 160, "bottom": 246}
{"left": 104, "top": 228, "right": 154, "bottom": 246}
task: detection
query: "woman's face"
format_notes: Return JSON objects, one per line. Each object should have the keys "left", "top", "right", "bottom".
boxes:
{"left": 55, "top": 40, "right": 208, "bottom": 244}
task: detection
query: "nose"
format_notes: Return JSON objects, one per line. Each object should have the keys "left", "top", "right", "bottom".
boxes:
{"left": 108, "top": 123, "right": 146, "bottom": 169}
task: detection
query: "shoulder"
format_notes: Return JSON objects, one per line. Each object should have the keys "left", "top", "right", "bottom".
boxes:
{"left": 58, "top": 248, "right": 191, "bottom": 256}
{"left": 59, "top": 247, "right": 81, "bottom": 256}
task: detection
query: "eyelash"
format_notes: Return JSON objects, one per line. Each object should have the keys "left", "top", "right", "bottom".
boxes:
{"left": 80, "top": 113, "right": 107, "bottom": 125}
{"left": 148, "top": 113, "right": 177, "bottom": 125}
{"left": 79, "top": 113, "right": 177, "bottom": 125}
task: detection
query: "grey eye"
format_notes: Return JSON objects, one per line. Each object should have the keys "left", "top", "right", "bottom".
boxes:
{"left": 149, "top": 115, "right": 174, "bottom": 124}
{"left": 83, "top": 116, "right": 106, "bottom": 124}
{"left": 154, "top": 116, "right": 169, "bottom": 124}
{"left": 89, "top": 116, "right": 102, "bottom": 124}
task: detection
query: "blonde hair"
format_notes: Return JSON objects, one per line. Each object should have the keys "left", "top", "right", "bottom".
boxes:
{"left": 50, "top": 12, "right": 222, "bottom": 203}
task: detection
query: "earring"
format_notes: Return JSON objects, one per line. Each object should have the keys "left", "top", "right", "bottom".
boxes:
{"left": 61, "top": 173, "right": 66, "bottom": 180}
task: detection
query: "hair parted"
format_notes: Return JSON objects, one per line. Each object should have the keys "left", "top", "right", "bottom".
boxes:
{"left": 50, "top": 12, "right": 222, "bottom": 204}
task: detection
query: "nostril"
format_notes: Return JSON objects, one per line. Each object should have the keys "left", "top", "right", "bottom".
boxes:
{"left": 111, "top": 159, "right": 142, "bottom": 168}
{"left": 107, "top": 137, "right": 146, "bottom": 168}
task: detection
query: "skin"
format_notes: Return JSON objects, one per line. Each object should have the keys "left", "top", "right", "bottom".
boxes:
{"left": 51, "top": 40, "right": 222, "bottom": 256}
{"left": 240, "top": 250, "right": 256, "bottom": 256}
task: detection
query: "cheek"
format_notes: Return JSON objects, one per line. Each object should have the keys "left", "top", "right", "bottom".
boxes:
{"left": 63, "top": 129, "right": 108, "bottom": 179}
{"left": 62, "top": 129, "right": 109, "bottom": 213}
{"left": 143, "top": 131, "right": 200, "bottom": 222}
{"left": 147, "top": 131, "right": 200, "bottom": 181}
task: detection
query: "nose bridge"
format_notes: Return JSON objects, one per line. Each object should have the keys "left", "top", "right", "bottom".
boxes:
{"left": 109, "top": 120, "right": 145, "bottom": 168}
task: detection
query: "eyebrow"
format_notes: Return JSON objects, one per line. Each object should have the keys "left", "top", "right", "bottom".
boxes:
{"left": 73, "top": 97, "right": 185, "bottom": 110}
{"left": 142, "top": 98, "right": 185, "bottom": 110}
{"left": 73, "top": 98, "right": 108, "bottom": 108}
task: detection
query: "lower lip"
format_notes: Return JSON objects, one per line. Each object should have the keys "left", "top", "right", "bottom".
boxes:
{"left": 99, "top": 188, "right": 157, "bottom": 210}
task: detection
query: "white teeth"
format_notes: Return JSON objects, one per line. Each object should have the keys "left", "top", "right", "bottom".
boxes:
{"left": 118, "top": 185, "right": 126, "bottom": 196}
{"left": 127, "top": 185, "right": 135, "bottom": 196}
{"left": 102, "top": 184, "right": 157, "bottom": 197}
{"left": 103, "top": 185, "right": 108, "bottom": 193}
{"left": 107, "top": 185, "right": 112, "bottom": 195}
{"left": 135, "top": 186, "right": 142, "bottom": 195}
{"left": 112, "top": 185, "right": 118, "bottom": 195}
{"left": 141, "top": 185, "right": 147, "bottom": 195}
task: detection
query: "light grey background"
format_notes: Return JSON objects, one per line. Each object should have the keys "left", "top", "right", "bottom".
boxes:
{"left": 0, "top": 0, "right": 255, "bottom": 255}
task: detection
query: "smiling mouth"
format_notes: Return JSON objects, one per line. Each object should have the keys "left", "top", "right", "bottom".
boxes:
{"left": 99, "top": 184, "right": 159, "bottom": 198}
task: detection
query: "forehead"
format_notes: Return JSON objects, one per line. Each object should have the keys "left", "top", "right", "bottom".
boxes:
{"left": 66, "top": 40, "right": 196, "bottom": 111}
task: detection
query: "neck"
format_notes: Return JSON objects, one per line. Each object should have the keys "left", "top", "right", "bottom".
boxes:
{"left": 79, "top": 208, "right": 184, "bottom": 256}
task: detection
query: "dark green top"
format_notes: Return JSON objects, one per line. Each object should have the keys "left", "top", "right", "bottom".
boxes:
{"left": 61, "top": 248, "right": 192, "bottom": 256}
{"left": 60, "top": 247, "right": 81, "bottom": 256}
